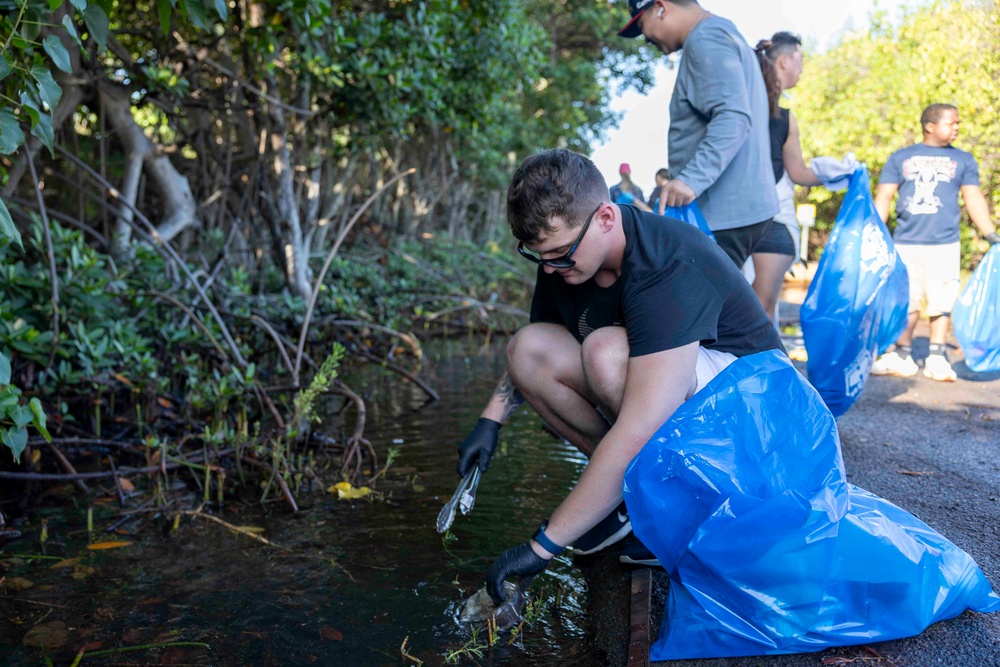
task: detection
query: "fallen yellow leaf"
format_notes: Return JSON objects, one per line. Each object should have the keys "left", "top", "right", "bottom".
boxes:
{"left": 86, "top": 541, "right": 132, "bottom": 550}
{"left": 49, "top": 558, "right": 82, "bottom": 569}
{"left": 327, "top": 481, "right": 371, "bottom": 499}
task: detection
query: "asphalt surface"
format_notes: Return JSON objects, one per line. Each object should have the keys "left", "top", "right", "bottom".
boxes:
{"left": 587, "top": 318, "right": 1000, "bottom": 667}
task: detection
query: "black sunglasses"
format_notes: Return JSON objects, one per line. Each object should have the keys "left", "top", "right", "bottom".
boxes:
{"left": 517, "top": 204, "right": 602, "bottom": 269}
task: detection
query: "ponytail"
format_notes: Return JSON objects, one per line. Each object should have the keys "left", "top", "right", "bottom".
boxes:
{"left": 755, "top": 39, "right": 781, "bottom": 117}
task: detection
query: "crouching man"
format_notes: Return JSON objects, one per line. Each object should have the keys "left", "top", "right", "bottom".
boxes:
{"left": 453, "top": 149, "right": 785, "bottom": 602}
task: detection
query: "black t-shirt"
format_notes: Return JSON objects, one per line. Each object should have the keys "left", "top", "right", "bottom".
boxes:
{"left": 530, "top": 266, "right": 623, "bottom": 343}
{"left": 769, "top": 108, "right": 790, "bottom": 183}
{"left": 529, "top": 206, "right": 784, "bottom": 358}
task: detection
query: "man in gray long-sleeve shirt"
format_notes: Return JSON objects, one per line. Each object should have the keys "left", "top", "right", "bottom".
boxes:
{"left": 619, "top": 0, "right": 779, "bottom": 267}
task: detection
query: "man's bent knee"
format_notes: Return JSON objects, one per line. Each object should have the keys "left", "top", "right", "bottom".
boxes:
{"left": 580, "top": 327, "right": 629, "bottom": 416}
{"left": 507, "top": 323, "right": 583, "bottom": 387}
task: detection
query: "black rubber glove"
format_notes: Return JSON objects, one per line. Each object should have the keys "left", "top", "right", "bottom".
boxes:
{"left": 486, "top": 542, "right": 551, "bottom": 605}
{"left": 986, "top": 232, "right": 1000, "bottom": 246}
{"left": 456, "top": 418, "right": 501, "bottom": 476}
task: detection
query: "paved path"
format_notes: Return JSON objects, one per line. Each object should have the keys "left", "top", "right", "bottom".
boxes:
{"left": 590, "top": 317, "right": 1000, "bottom": 667}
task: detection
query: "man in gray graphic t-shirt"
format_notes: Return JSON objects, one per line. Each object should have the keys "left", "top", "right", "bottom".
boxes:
{"left": 871, "top": 104, "right": 1000, "bottom": 382}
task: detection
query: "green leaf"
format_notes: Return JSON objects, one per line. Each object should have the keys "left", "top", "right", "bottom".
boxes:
{"left": 0, "top": 110, "right": 25, "bottom": 155}
{"left": 157, "top": 0, "right": 172, "bottom": 37}
{"left": 30, "top": 66, "right": 63, "bottom": 112}
{"left": 2, "top": 426, "right": 28, "bottom": 463}
{"left": 0, "top": 352, "right": 10, "bottom": 385}
{"left": 19, "top": 93, "right": 40, "bottom": 127}
{"left": 49, "top": 0, "right": 64, "bottom": 11}
{"left": 11, "top": 405, "right": 32, "bottom": 428}
{"left": 211, "top": 0, "right": 226, "bottom": 20}
{"left": 70, "top": 0, "right": 88, "bottom": 10}
{"left": 182, "top": 0, "right": 209, "bottom": 31}
{"left": 61, "top": 15, "right": 81, "bottom": 46}
{"left": 0, "top": 55, "right": 10, "bottom": 83}
{"left": 30, "top": 112, "right": 54, "bottom": 153}
{"left": 0, "top": 198, "right": 22, "bottom": 251}
{"left": 28, "top": 398, "right": 51, "bottom": 442}
{"left": 42, "top": 35, "right": 73, "bottom": 73}
{"left": 42, "top": 35, "right": 73, "bottom": 74}
{"left": 82, "top": 5, "right": 109, "bottom": 48}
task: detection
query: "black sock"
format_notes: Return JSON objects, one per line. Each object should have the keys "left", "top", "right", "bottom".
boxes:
{"left": 928, "top": 344, "right": 947, "bottom": 356}
{"left": 898, "top": 345, "right": 912, "bottom": 358}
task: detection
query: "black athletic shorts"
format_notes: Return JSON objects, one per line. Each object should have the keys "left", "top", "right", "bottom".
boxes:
{"left": 713, "top": 218, "right": 775, "bottom": 268}
{"left": 752, "top": 219, "right": 796, "bottom": 257}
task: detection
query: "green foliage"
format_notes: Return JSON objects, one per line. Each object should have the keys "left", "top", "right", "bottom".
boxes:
{"left": 0, "top": 221, "right": 159, "bottom": 389}
{"left": 0, "top": 0, "right": 110, "bottom": 247}
{"left": 0, "top": 0, "right": 110, "bottom": 153}
{"left": 315, "top": 235, "right": 532, "bottom": 333}
{"left": 291, "top": 343, "right": 344, "bottom": 434}
{"left": 0, "top": 350, "right": 51, "bottom": 463}
{"left": 793, "top": 0, "right": 1000, "bottom": 266}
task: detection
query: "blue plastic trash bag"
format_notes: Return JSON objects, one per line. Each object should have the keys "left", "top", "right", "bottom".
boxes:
{"left": 615, "top": 190, "right": 635, "bottom": 205}
{"left": 662, "top": 202, "right": 716, "bottom": 241}
{"left": 800, "top": 166, "right": 908, "bottom": 417}
{"left": 952, "top": 244, "right": 1000, "bottom": 372}
{"left": 624, "top": 350, "right": 999, "bottom": 661}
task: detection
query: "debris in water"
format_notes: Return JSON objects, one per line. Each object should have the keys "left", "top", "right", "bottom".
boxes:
{"left": 459, "top": 581, "right": 527, "bottom": 631}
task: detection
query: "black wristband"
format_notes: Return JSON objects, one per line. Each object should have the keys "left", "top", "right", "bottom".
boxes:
{"left": 531, "top": 519, "right": 565, "bottom": 555}
{"left": 986, "top": 232, "right": 1000, "bottom": 246}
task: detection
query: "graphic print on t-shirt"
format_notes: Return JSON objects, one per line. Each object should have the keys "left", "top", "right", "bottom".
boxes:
{"left": 576, "top": 307, "right": 621, "bottom": 339}
{"left": 901, "top": 155, "right": 958, "bottom": 216}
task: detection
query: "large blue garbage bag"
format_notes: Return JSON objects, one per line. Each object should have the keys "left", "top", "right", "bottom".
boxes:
{"left": 623, "top": 350, "right": 999, "bottom": 661}
{"left": 800, "top": 167, "right": 908, "bottom": 417}
{"left": 662, "top": 202, "right": 716, "bottom": 241}
{"left": 953, "top": 244, "right": 1000, "bottom": 372}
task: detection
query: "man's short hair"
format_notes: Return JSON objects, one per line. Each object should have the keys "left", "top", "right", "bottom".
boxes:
{"left": 767, "top": 31, "right": 802, "bottom": 60}
{"left": 507, "top": 149, "right": 608, "bottom": 243}
{"left": 655, "top": 168, "right": 670, "bottom": 180}
{"left": 921, "top": 103, "right": 958, "bottom": 130}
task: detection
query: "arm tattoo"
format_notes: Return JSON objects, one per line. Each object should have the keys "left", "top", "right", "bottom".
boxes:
{"left": 496, "top": 373, "right": 525, "bottom": 422}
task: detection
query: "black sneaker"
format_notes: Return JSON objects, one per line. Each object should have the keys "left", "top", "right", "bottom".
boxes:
{"left": 618, "top": 537, "right": 662, "bottom": 568}
{"left": 571, "top": 502, "right": 632, "bottom": 555}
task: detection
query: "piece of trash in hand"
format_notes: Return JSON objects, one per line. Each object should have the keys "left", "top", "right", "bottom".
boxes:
{"left": 459, "top": 581, "right": 528, "bottom": 631}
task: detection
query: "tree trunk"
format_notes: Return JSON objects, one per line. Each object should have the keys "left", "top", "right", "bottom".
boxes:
{"left": 263, "top": 82, "right": 311, "bottom": 300}
{"left": 98, "top": 82, "right": 200, "bottom": 248}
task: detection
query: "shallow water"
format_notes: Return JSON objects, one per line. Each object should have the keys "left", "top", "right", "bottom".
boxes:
{"left": 0, "top": 338, "right": 606, "bottom": 666}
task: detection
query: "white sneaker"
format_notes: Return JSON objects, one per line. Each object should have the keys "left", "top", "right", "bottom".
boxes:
{"left": 923, "top": 354, "right": 957, "bottom": 382}
{"left": 871, "top": 351, "right": 918, "bottom": 377}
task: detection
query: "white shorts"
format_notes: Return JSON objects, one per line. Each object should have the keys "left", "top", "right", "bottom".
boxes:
{"left": 692, "top": 347, "right": 739, "bottom": 396}
{"left": 895, "top": 242, "right": 961, "bottom": 317}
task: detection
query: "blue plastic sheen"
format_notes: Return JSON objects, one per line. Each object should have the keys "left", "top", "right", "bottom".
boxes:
{"left": 623, "top": 350, "right": 999, "bottom": 660}
{"left": 662, "top": 202, "right": 716, "bottom": 241}
{"left": 952, "top": 244, "right": 1000, "bottom": 372}
{"left": 800, "top": 167, "right": 909, "bottom": 417}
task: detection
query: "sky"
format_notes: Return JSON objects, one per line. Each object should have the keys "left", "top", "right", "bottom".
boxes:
{"left": 592, "top": 0, "right": 917, "bottom": 196}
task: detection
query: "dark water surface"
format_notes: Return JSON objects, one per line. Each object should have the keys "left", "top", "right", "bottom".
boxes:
{"left": 1, "top": 339, "right": 606, "bottom": 666}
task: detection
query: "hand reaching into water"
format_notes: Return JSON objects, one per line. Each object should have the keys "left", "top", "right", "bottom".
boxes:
{"left": 486, "top": 542, "right": 551, "bottom": 605}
